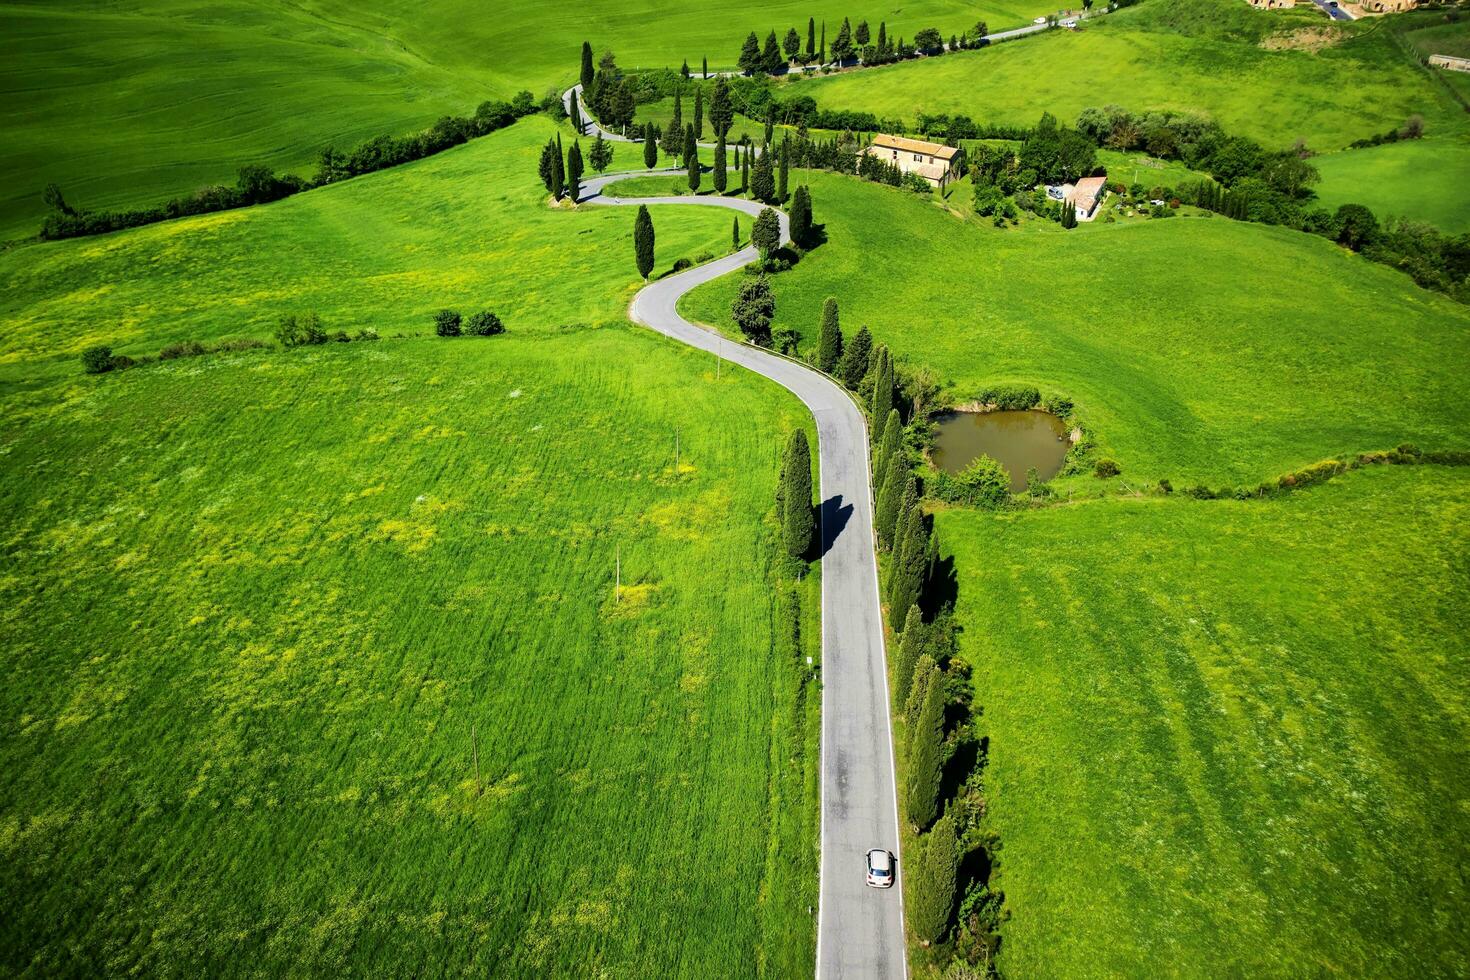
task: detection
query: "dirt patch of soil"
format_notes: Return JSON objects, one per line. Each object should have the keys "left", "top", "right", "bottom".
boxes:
{"left": 1261, "top": 26, "right": 1345, "bottom": 52}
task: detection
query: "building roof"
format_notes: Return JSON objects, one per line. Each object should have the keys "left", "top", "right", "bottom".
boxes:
{"left": 914, "top": 162, "right": 951, "bottom": 181}
{"left": 870, "top": 133, "right": 961, "bottom": 161}
{"left": 1072, "top": 175, "right": 1108, "bottom": 210}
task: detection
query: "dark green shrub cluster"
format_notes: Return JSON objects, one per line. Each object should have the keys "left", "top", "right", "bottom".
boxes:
{"left": 81, "top": 345, "right": 117, "bottom": 374}
{"left": 1177, "top": 444, "right": 1469, "bottom": 501}
{"left": 1094, "top": 457, "right": 1120, "bottom": 479}
{"left": 276, "top": 312, "right": 329, "bottom": 347}
{"left": 82, "top": 336, "right": 274, "bottom": 375}
{"left": 975, "top": 384, "right": 1040, "bottom": 411}
{"left": 932, "top": 455, "right": 1010, "bottom": 508}
{"left": 436, "top": 309, "right": 506, "bottom": 338}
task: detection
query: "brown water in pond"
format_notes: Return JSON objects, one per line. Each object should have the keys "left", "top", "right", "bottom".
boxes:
{"left": 932, "top": 410, "right": 1069, "bottom": 492}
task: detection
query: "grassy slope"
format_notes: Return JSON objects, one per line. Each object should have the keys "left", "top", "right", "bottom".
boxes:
{"left": 678, "top": 170, "right": 1470, "bottom": 486}
{"left": 0, "top": 116, "right": 734, "bottom": 389}
{"left": 0, "top": 0, "right": 1050, "bottom": 239}
{"left": 1311, "top": 136, "right": 1470, "bottom": 234}
{"left": 939, "top": 464, "right": 1470, "bottom": 977}
{"left": 0, "top": 330, "right": 820, "bottom": 976}
{"left": 792, "top": 0, "right": 1469, "bottom": 150}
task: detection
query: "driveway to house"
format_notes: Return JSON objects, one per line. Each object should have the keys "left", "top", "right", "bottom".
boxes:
{"left": 574, "top": 156, "right": 908, "bottom": 979}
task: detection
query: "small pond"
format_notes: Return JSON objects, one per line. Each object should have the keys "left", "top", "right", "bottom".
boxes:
{"left": 932, "top": 410, "right": 1069, "bottom": 492}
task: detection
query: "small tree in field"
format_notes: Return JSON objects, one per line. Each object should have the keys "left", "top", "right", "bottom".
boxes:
{"left": 589, "top": 133, "right": 613, "bottom": 173}
{"left": 731, "top": 273, "right": 775, "bottom": 345}
{"left": 435, "top": 309, "right": 463, "bottom": 337}
{"left": 789, "top": 184, "right": 813, "bottom": 245}
{"left": 713, "top": 138, "right": 727, "bottom": 193}
{"left": 633, "top": 205, "right": 655, "bottom": 279}
{"left": 466, "top": 311, "right": 505, "bottom": 335}
{"left": 752, "top": 206, "right": 781, "bottom": 260}
{"left": 81, "top": 345, "right": 114, "bottom": 374}
{"left": 643, "top": 123, "right": 658, "bottom": 169}
{"left": 816, "top": 296, "right": 842, "bottom": 373}
{"left": 731, "top": 215, "right": 741, "bottom": 250}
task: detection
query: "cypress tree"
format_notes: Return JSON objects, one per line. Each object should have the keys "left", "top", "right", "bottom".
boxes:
{"left": 538, "top": 138, "right": 558, "bottom": 193}
{"left": 762, "top": 30, "right": 783, "bottom": 74}
{"left": 732, "top": 215, "right": 740, "bottom": 251}
{"left": 836, "top": 324, "right": 872, "bottom": 389}
{"left": 713, "top": 138, "right": 727, "bottom": 193}
{"left": 875, "top": 452, "right": 906, "bottom": 549}
{"left": 910, "top": 810, "right": 959, "bottom": 943}
{"left": 590, "top": 132, "right": 612, "bottom": 173}
{"left": 870, "top": 345, "right": 894, "bottom": 431}
{"left": 693, "top": 86, "right": 704, "bottom": 141}
{"left": 566, "top": 139, "right": 583, "bottom": 202}
{"left": 778, "top": 137, "right": 790, "bottom": 202}
{"left": 741, "top": 146, "right": 750, "bottom": 195}
{"left": 702, "top": 56, "right": 708, "bottom": 79}
{"left": 888, "top": 497, "right": 928, "bottom": 628}
{"left": 643, "top": 122, "right": 658, "bottom": 169}
{"left": 681, "top": 58, "right": 690, "bottom": 78}
{"left": 739, "top": 31, "right": 762, "bottom": 74}
{"left": 569, "top": 97, "right": 582, "bottom": 135}
{"left": 874, "top": 409, "right": 902, "bottom": 493}
{"left": 816, "top": 297, "right": 842, "bottom": 373}
{"left": 686, "top": 125, "right": 700, "bottom": 192}
{"left": 905, "top": 654, "right": 937, "bottom": 732}
{"left": 669, "top": 90, "right": 685, "bottom": 155}
{"left": 752, "top": 141, "right": 775, "bottom": 202}
{"left": 782, "top": 429, "right": 815, "bottom": 558}
{"left": 790, "top": 184, "right": 812, "bottom": 245}
{"left": 764, "top": 108, "right": 775, "bottom": 148}
{"left": 633, "top": 204, "right": 655, "bottom": 279}
{"left": 820, "top": 20, "right": 826, "bottom": 63}
{"left": 893, "top": 605, "right": 925, "bottom": 705}
{"left": 905, "top": 659, "right": 945, "bottom": 828}
{"left": 551, "top": 134, "right": 565, "bottom": 199}
{"left": 807, "top": 17, "right": 816, "bottom": 58}
{"left": 580, "top": 41, "right": 595, "bottom": 92}
{"left": 709, "top": 77, "right": 733, "bottom": 139}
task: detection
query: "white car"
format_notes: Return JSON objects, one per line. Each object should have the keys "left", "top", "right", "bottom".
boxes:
{"left": 1034, "top": 15, "right": 1049, "bottom": 24}
{"left": 865, "top": 848, "right": 895, "bottom": 888}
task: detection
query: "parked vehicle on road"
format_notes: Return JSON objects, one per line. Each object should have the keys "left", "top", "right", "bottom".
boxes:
{"left": 866, "top": 848, "right": 895, "bottom": 888}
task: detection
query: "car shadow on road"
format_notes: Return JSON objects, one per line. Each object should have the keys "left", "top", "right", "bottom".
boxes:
{"left": 818, "top": 494, "right": 854, "bottom": 559}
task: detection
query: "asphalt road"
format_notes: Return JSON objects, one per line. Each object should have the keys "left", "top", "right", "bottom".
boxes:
{"left": 576, "top": 161, "right": 908, "bottom": 978}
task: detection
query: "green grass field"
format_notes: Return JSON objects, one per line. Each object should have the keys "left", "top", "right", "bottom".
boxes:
{"left": 0, "top": 112, "right": 824, "bottom": 973}
{"left": 792, "top": 0, "right": 1469, "bottom": 151}
{"left": 674, "top": 170, "right": 1470, "bottom": 487}
{"left": 0, "top": 116, "right": 735, "bottom": 390}
{"left": 0, "top": 0, "right": 1052, "bottom": 240}
{"left": 1311, "top": 137, "right": 1470, "bottom": 234}
{"left": 938, "top": 464, "right": 1470, "bottom": 976}
{"left": 0, "top": 330, "right": 820, "bottom": 976}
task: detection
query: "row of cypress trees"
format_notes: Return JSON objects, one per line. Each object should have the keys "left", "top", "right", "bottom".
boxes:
{"left": 538, "top": 134, "right": 613, "bottom": 202}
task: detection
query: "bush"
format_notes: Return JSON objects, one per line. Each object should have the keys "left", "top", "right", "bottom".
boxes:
{"left": 355, "top": 328, "right": 380, "bottom": 341}
{"left": 434, "top": 309, "right": 463, "bottom": 337}
{"left": 1094, "top": 458, "right": 1120, "bottom": 478}
{"left": 465, "top": 311, "right": 504, "bottom": 336}
{"left": 276, "top": 312, "right": 327, "bottom": 347}
{"left": 975, "top": 384, "right": 1040, "bottom": 410}
{"left": 81, "top": 345, "right": 115, "bottom": 374}
{"left": 158, "top": 340, "right": 206, "bottom": 360}
{"left": 1158, "top": 478, "right": 1173, "bottom": 494}
{"left": 672, "top": 257, "right": 694, "bottom": 272}
{"left": 933, "top": 455, "right": 1011, "bottom": 507}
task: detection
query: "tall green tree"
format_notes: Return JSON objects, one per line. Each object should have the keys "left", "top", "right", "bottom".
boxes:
{"left": 681, "top": 58, "right": 690, "bottom": 78}
{"left": 874, "top": 409, "right": 902, "bottom": 496}
{"left": 589, "top": 132, "right": 613, "bottom": 173}
{"left": 709, "top": 78, "right": 733, "bottom": 138}
{"left": 875, "top": 454, "right": 907, "bottom": 549}
{"left": 856, "top": 20, "right": 871, "bottom": 46}
{"left": 731, "top": 273, "right": 775, "bottom": 345}
{"left": 762, "top": 30, "right": 784, "bottom": 74}
{"left": 905, "top": 657, "right": 945, "bottom": 828}
{"left": 713, "top": 138, "right": 727, "bottom": 193}
{"left": 738, "top": 31, "right": 762, "bottom": 74}
{"left": 870, "top": 345, "right": 894, "bottom": 430}
{"left": 752, "top": 142, "right": 775, "bottom": 202}
{"left": 752, "top": 206, "right": 781, "bottom": 260}
{"left": 551, "top": 134, "right": 565, "bottom": 199}
{"left": 633, "top": 204, "right": 655, "bottom": 279}
{"left": 790, "top": 184, "right": 813, "bottom": 245}
{"left": 685, "top": 125, "right": 700, "bottom": 192}
{"left": 778, "top": 137, "right": 790, "bottom": 202}
{"left": 643, "top": 123, "right": 658, "bottom": 168}
{"left": 888, "top": 495, "right": 928, "bottom": 627}
{"left": 781, "top": 429, "right": 815, "bottom": 558}
{"left": 831, "top": 17, "right": 854, "bottom": 61}
{"left": 836, "top": 325, "right": 872, "bottom": 389}
{"left": 817, "top": 297, "right": 842, "bottom": 373}
{"left": 893, "top": 605, "right": 925, "bottom": 705}
{"left": 764, "top": 108, "right": 775, "bottom": 148}
{"left": 807, "top": 17, "right": 816, "bottom": 57}
{"left": 569, "top": 96, "right": 581, "bottom": 135}
{"left": 910, "top": 811, "right": 959, "bottom": 944}
{"left": 693, "top": 86, "right": 704, "bottom": 140}
{"left": 566, "top": 139, "right": 583, "bottom": 202}
{"left": 819, "top": 20, "right": 826, "bottom": 62}
{"left": 905, "top": 653, "right": 937, "bottom": 731}
{"left": 539, "top": 138, "right": 559, "bottom": 193}
{"left": 661, "top": 89, "right": 684, "bottom": 159}
{"left": 741, "top": 145, "right": 751, "bottom": 195}
{"left": 702, "top": 56, "right": 708, "bottom": 78}
{"left": 580, "top": 41, "right": 595, "bottom": 92}
{"left": 784, "top": 27, "right": 801, "bottom": 59}
{"left": 731, "top": 215, "right": 741, "bottom": 251}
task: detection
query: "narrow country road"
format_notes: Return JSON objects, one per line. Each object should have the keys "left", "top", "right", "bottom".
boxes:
{"left": 573, "top": 145, "right": 907, "bottom": 978}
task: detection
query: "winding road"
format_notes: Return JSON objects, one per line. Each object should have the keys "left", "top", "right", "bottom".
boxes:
{"left": 570, "top": 93, "right": 907, "bottom": 980}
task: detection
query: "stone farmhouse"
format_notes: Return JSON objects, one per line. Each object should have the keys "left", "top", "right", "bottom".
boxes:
{"left": 1429, "top": 54, "right": 1470, "bottom": 72}
{"left": 865, "top": 134, "right": 964, "bottom": 189}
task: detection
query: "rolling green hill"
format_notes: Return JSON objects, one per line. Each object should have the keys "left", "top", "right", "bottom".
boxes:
{"left": 0, "top": 0, "right": 1052, "bottom": 240}
{"left": 0, "top": 114, "right": 822, "bottom": 974}
{"left": 1311, "top": 136, "right": 1470, "bottom": 235}
{"left": 675, "top": 169, "right": 1470, "bottom": 487}
{"left": 939, "top": 464, "right": 1470, "bottom": 977}
{"left": 792, "top": 0, "right": 1470, "bottom": 151}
